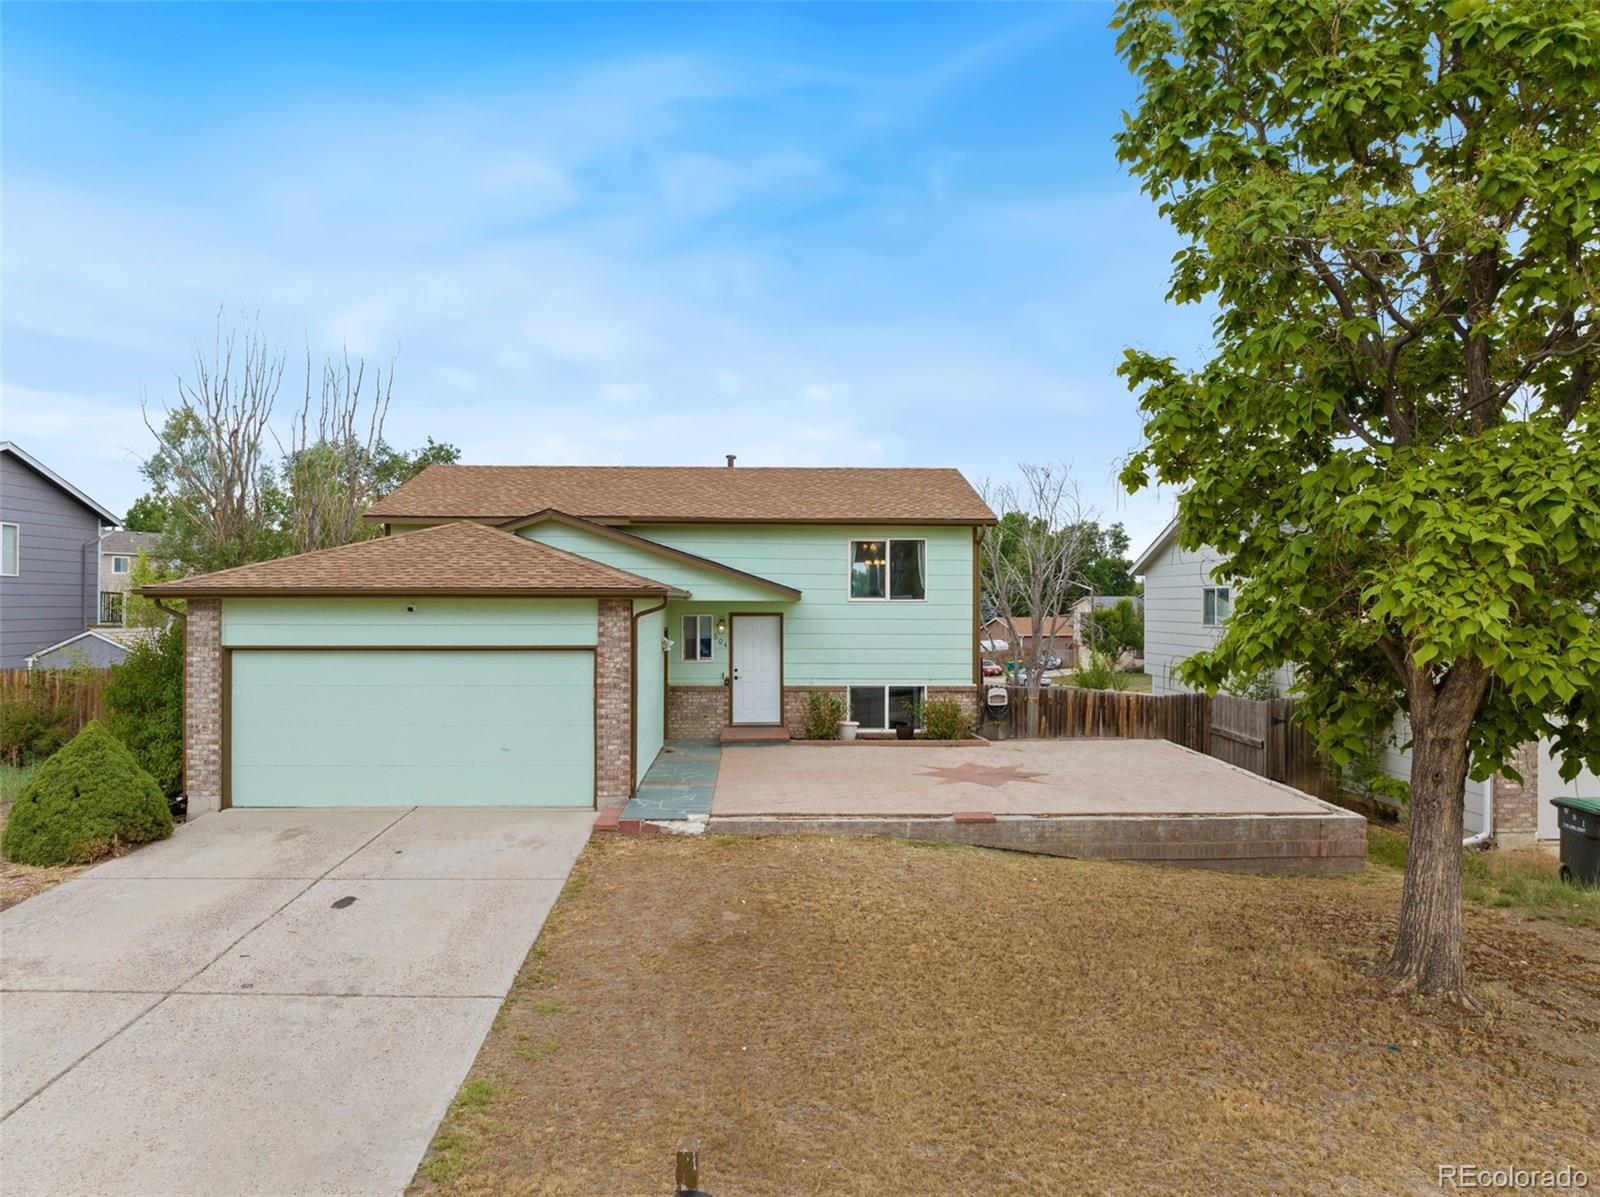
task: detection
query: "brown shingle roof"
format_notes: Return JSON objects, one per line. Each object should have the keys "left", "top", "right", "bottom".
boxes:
{"left": 364, "top": 466, "right": 996, "bottom": 525}
{"left": 102, "top": 530, "right": 165, "bottom": 555}
{"left": 138, "top": 522, "right": 682, "bottom": 597}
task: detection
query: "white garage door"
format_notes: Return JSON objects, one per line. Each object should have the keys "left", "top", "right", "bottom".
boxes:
{"left": 228, "top": 649, "right": 594, "bottom": 807}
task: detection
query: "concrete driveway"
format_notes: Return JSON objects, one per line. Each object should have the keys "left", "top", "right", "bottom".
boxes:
{"left": 0, "top": 806, "right": 593, "bottom": 1197}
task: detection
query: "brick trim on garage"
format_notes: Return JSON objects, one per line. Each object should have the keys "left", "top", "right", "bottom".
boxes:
{"left": 183, "top": 598, "right": 224, "bottom": 816}
{"left": 595, "top": 598, "right": 634, "bottom": 802}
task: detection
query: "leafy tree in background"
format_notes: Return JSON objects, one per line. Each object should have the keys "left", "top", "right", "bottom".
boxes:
{"left": 1084, "top": 597, "right": 1145, "bottom": 657}
{"left": 1115, "top": 0, "right": 1600, "bottom": 1005}
{"left": 1079, "top": 522, "right": 1138, "bottom": 596}
{"left": 986, "top": 512, "right": 1136, "bottom": 614}
{"left": 123, "top": 493, "right": 172, "bottom": 533}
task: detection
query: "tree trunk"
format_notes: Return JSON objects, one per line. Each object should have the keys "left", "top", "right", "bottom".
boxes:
{"left": 1379, "top": 712, "right": 1476, "bottom": 1007}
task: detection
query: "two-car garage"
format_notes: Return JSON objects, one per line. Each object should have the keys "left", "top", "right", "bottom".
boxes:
{"left": 142, "top": 522, "right": 680, "bottom": 813}
{"left": 227, "top": 649, "right": 595, "bottom": 807}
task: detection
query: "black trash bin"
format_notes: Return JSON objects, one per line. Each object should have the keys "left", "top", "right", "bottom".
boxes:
{"left": 1552, "top": 796, "right": 1600, "bottom": 886}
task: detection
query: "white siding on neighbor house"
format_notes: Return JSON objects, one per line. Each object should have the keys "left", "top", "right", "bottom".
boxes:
{"left": 1139, "top": 535, "right": 1491, "bottom": 835}
{"left": 1539, "top": 739, "right": 1599, "bottom": 842}
{"left": 1141, "top": 540, "right": 1292, "bottom": 696}
{"left": 1380, "top": 718, "right": 1490, "bottom": 836}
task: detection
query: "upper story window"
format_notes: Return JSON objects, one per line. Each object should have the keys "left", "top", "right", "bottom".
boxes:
{"left": 849, "top": 539, "right": 925, "bottom": 601}
{"left": 112, "top": 555, "right": 131, "bottom": 574}
{"left": 1202, "top": 585, "right": 1231, "bottom": 626}
{"left": 681, "top": 614, "right": 714, "bottom": 662}
{"left": 1, "top": 523, "right": 17, "bottom": 576}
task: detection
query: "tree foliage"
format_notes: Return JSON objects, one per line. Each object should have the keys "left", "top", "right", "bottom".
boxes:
{"left": 981, "top": 464, "right": 1097, "bottom": 701}
{"left": 1084, "top": 597, "right": 1145, "bottom": 656}
{"left": 104, "top": 623, "right": 185, "bottom": 798}
{"left": 136, "top": 313, "right": 459, "bottom": 574}
{"left": 1113, "top": 0, "right": 1600, "bottom": 1001}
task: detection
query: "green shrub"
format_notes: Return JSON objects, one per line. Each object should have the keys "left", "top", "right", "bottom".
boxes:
{"left": 804, "top": 691, "right": 846, "bottom": 739}
{"left": 920, "top": 697, "right": 973, "bottom": 740}
{"left": 1072, "top": 650, "right": 1131, "bottom": 691}
{"left": 1, "top": 721, "right": 174, "bottom": 866}
{"left": 104, "top": 623, "right": 185, "bottom": 797}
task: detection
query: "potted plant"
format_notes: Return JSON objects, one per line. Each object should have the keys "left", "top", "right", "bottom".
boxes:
{"left": 894, "top": 700, "right": 921, "bottom": 740}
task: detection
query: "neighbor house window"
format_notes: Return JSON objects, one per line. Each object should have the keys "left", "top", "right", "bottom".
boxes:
{"left": 100, "top": 592, "right": 125, "bottom": 625}
{"left": 1202, "top": 586, "right": 1231, "bottom": 626}
{"left": 112, "top": 555, "right": 131, "bottom": 574}
{"left": 848, "top": 685, "right": 925, "bottom": 730}
{"left": 0, "top": 524, "right": 17, "bottom": 576}
{"left": 849, "top": 539, "right": 925, "bottom": 601}
{"left": 681, "top": 614, "right": 715, "bottom": 662}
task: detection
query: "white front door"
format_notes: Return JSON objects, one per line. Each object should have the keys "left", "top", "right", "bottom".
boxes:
{"left": 731, "top": 614, "right": 782, "bottom": 724}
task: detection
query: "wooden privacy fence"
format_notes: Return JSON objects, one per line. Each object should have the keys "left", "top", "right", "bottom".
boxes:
{"left": 995, "top": 685, "right": 1334, "bottom": 799}
{"left": 0, "top": 667, "right": 114, "bottom": 735}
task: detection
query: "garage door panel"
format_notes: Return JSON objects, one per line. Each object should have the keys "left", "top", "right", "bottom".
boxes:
{"left": 229, "top": 763, "right": 595, "bottom": 808}
{"left": 230, "top": 650, "right": 594, "bottom": 808}
{"left": 231, "top": 684, "right": 592, "bottom": 734}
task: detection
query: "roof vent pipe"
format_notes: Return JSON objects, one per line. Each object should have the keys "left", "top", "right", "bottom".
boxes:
{"left": 725, "top": 454, "right": 736, "bottom": 468}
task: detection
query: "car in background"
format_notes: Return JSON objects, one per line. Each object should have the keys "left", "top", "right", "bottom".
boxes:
{"left": 981, "top": 658, "right": 1003, "bottom": 678}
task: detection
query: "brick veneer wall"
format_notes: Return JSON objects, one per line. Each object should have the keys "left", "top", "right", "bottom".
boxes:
{"left": 183, "top": 598, "right": 223, "bottom": 815}
{"left": 1493, "top": 739, "right": 1541, "bottom": 847}
{"left": 595, "top": 599, "right": 633, "bottom": 803}
{"left": 668, "top": 685, "right": 727, "bottom": 739}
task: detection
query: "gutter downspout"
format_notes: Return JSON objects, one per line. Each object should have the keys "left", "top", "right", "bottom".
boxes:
{"left": 1463, "top": 774, "right": 1494, "bottom": 848}
{"left": 629, "top": 596, "right": 669, "bottom": 797}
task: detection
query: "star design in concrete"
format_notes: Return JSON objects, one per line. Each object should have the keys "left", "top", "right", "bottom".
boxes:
{"left": 917, "top": 762, "right": 1048, "bottom": 788}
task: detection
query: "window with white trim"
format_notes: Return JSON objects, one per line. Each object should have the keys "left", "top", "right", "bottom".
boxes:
{"left": 681, "top": 614, "right": 715, "bottom": 662}
{"left": 112, "top": 555, "right": 131, "bottom": 574}
{"left": 848, "top": 685, "right": 925, "bottom": 730}
{"left": 0, "top": 524, "right": 17, "bottom": 576}
{"left": 849, "top": 539, "right": 925, "bottom": 600}
{"left": 1202, "top": 586, "right": 1231, "bottom": 626}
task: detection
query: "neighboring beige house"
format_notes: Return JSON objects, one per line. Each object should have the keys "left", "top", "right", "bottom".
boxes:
{"left": 980, "top": 615, "right": 1074, "bottom": 664}
{"left": 1131, "top": 516, "right": 1594, "bottom": 845}
{"left": 98, "top": 530, "right": 163, "bottom": 625}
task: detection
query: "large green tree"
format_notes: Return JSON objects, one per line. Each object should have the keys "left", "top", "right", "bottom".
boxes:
{"left": 1114, "top": 0, "right": 1600, "bottom": 1004}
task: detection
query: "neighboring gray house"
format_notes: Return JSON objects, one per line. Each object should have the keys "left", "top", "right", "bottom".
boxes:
{"left": 1131, "top": 516, "right": 1591, "bottom": 844}
{"left": 0, "top": 442, "right": 120, "bottom": 668}
{"left": 99, "top": 529, "right": 164, "bottom": 625}
{"left": 27, "top": 626, "right": 161, "bottom": 669}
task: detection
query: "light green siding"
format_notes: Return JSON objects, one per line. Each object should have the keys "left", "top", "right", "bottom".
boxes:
{"left": 229, "top": 649, "right": 594, "bottom": 807}
{"left": 222, "top": 597, "right": 598, "bottom": 647}
{"left": 651, "top": 524, "right": 975, "bottom": 686}
{"left": 518, "top": 522, "right": 779, "bottom": 602}
{"left": 634, "top": 603, "right": 665, "bottom": 784}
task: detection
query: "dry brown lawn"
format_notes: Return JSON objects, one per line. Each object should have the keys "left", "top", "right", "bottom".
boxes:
{"left": 412, "top": 835, "right": 1600, "bottom": 1197}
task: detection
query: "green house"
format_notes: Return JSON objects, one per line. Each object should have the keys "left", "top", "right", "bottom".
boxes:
{"left": 143, "top": 464, "right": 995, "bottom": 812}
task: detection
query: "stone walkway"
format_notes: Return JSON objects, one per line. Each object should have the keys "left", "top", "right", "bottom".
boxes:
{"left": 621, "top": 740, "right": 721, "bottom": 821}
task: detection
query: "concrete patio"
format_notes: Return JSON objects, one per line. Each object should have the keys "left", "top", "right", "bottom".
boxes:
{"left": 707, "top": 739, "right": 1366, "bottom": 873}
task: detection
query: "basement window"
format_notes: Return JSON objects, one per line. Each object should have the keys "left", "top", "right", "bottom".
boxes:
{"left": 848, "top": 685, "right": 925, "bottom": 730}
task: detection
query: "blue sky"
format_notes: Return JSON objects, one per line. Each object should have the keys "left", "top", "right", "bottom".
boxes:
{"left": 1, "top": 2, "right": 1209, "bottom": 552}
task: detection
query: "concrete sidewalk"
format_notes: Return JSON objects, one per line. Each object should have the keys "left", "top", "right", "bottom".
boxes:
{"left": 0, "top": 806, "right": 593, "bottom": 1197}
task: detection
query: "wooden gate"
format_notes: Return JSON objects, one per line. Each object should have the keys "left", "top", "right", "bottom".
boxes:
{"left": 1209, "top": 694, "right": 1270, "bottom": 774}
